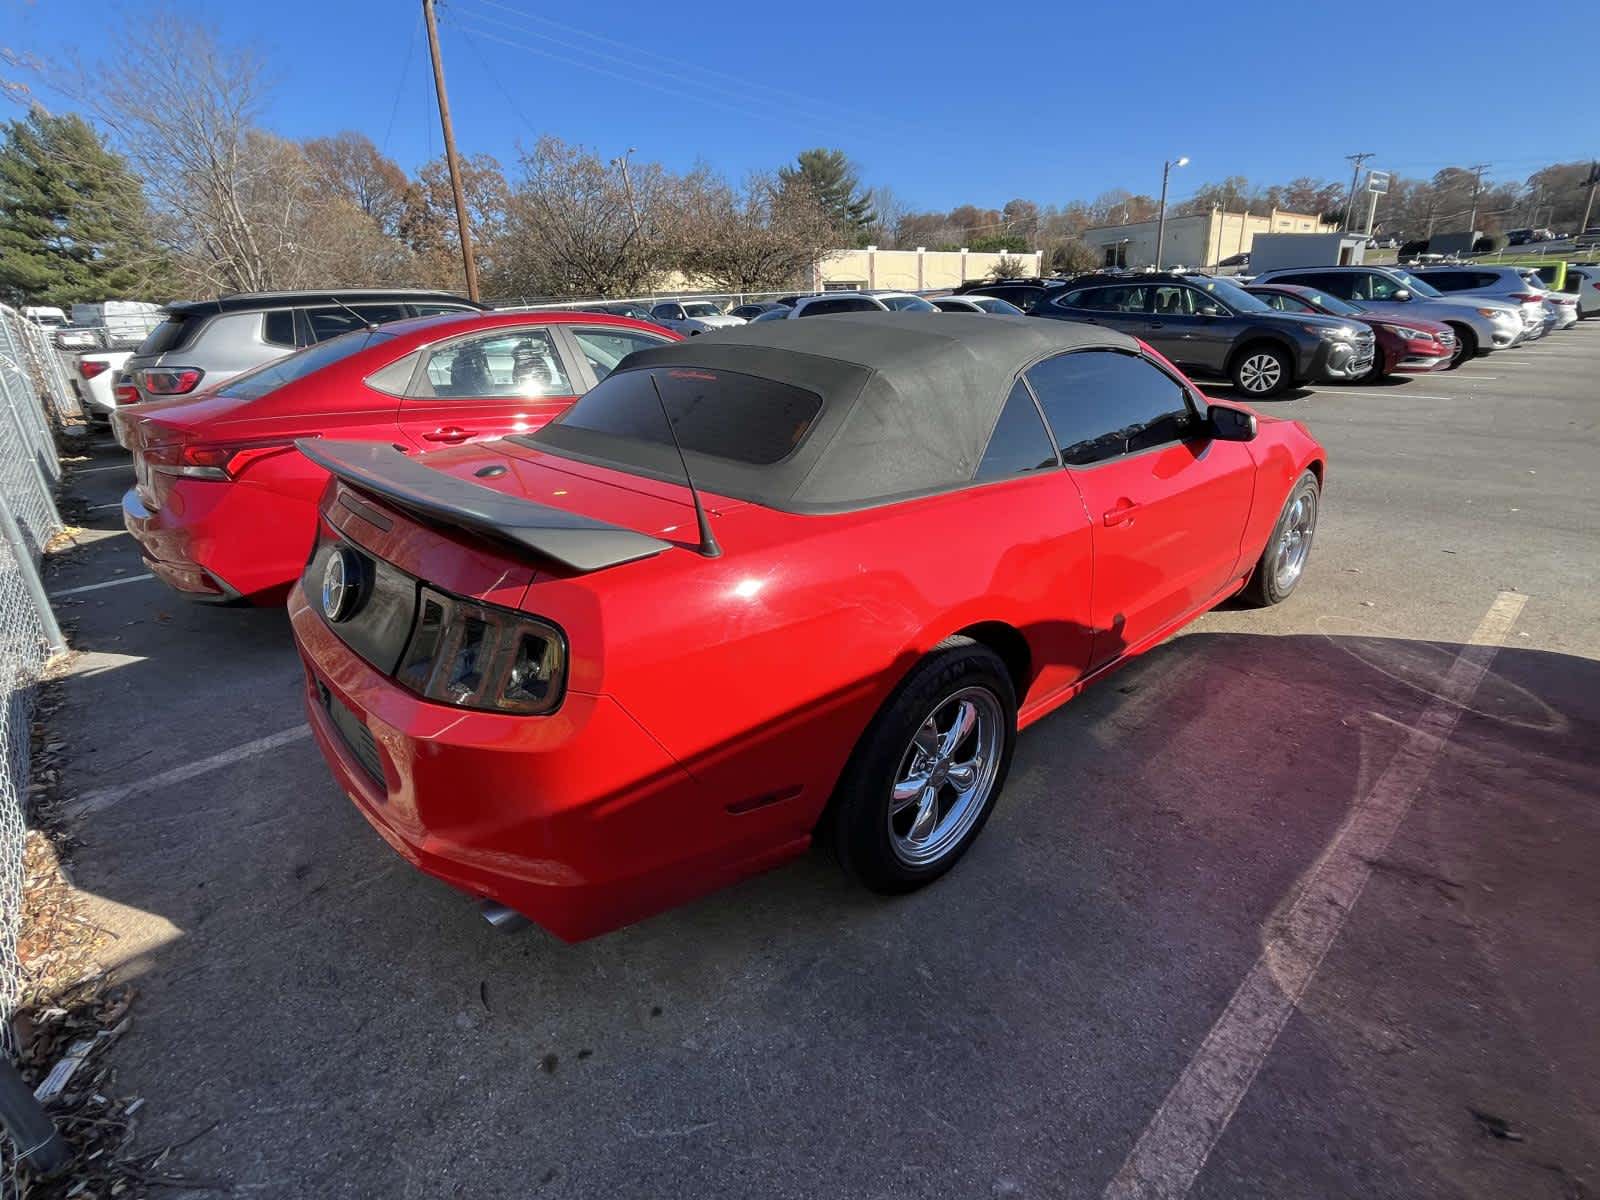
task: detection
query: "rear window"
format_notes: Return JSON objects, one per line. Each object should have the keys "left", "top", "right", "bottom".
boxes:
{"left": 546, "top": 366, "right": 821, "bottom": 465}
{"left": 216, "top": 328, "right": 396, "bottom": 401}
{"left": 800, "top": 297, "right": 879, "bottom": 316}
{"left": 137, "top": 314, "right": 197, "bottom": 356}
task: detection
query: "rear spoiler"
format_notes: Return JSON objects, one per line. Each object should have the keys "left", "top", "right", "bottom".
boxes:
{"left": 297, "top": 440, "right": 674, "bottom": 573}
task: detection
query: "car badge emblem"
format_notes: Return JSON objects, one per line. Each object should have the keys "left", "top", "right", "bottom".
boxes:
{"left": 322, "top": 547, "right": 361, "bottom": 622}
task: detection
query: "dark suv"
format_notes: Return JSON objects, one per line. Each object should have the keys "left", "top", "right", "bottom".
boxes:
{"left": 1033, "top": 273, "right": 1374, "bottom": 396}
{"left": 116, "top": 288, "right": 485, "bottom": 408}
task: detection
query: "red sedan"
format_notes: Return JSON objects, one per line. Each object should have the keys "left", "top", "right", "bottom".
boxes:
{"left": 117, "top": 311, "right": 678, "bottom": 603}
{"left": 288, "top": 314, "right": 1326, "bottom": 941}
{"left": 1246, "top": 283, "right": 1455, "bottom": 381}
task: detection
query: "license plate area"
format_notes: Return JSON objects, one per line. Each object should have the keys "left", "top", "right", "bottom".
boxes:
{"left": 318, "top": 681, "right": 385, "bottom": 787}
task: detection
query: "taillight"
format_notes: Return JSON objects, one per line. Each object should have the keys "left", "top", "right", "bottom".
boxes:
{"left": 1507, "top": 293, "right": 1544, "bottom": 304}
{"left": 145, "top": 437, "right": 306, "bottom": 481}
{"left": 394, "top": 586, "right": 567, "bottom": 715}
{"left": 114, "top": 383, "right": 141, "bottom": 405}
{"left": 140, "top": 367, "right": 204, "bottom": 395}
{"left": 79, "top": 360, "right": 111, "bottom": 380}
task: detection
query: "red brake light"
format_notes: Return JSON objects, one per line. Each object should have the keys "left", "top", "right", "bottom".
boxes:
{"left": 1507, "top": 293, "right": 1543, "bottom": 303}
{"left": 114, "top": 383, "right": 141, "bottom": 405}
{"left": 79, "top": 359, "right": 111, "bottom": 380}
{"left": 141, "top": 367, "right": 204, "bottom": 395}
{"left": 146, "top": 436, "right": 310, "bottom": 481}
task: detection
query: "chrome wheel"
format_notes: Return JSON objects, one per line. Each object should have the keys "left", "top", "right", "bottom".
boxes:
{"left": 1238, "top": 352, "right": 1284, "bottom": 394}
{"left": 1272, "top": 488, "right": 1317, "bottom": 592}
{"left": 888, "top": 687, "right": 1003, "bottom": 868}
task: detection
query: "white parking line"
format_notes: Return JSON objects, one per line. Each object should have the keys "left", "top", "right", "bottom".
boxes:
{"left": 1102, "top": 590, "right": 1527, "bottom": 1200}
{"left": 1308, "top": 389, "right": 1454, "bottom": 400}
{"left": 74, "top": 464, "right": 131, "bottom": 474}
{"left": 88, "top": 502, "right": 123, "bottom": 510}
{"left": 49, "top": 573, "right": 155, "bottom": 598}
{"left": 62, "top": 726, "right": 313, "bottom": 819}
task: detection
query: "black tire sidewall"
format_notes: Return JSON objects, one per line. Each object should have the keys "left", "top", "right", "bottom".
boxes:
{"left": 1446, "top": 323, "right": 1476, "bottom": 368}
{"left": 832, "top": 642, "right": 1017, "bottom": 894}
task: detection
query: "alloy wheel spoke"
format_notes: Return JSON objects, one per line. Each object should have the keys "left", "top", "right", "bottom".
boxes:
{"left": 944, "top": 757, "right": 981, "bottom": 791}
{"left": 892, "top": 772, "right": 933, "bottom": 812}
{"left": 907, "top": 786, "right": 940, "bottom": 843}
{"left": 939, "top": 699, "right": 977, "bottom": 758}
{"left": 912, "top": 717, "right": 941, "bottom": 758}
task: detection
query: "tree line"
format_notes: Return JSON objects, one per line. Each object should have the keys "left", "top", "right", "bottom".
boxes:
{"left": 1, "top": 15, "right": 1592, "bottom": 307}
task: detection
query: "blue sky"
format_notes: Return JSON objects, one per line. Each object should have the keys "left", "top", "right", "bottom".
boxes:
{"left": 4, "top": 0, "right": 1588, "bottom": 211}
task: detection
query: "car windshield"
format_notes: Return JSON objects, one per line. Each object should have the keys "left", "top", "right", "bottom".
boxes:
{"left": 1300, "top": 291, "right": 1365, "bottom": 317}
{"left": 1390, "top": 271, "right": 1442, "bottom": 298}
{"left": 878, "top": 295, "right": 938, "bottom": 312}
{"left": 1189, "top": 276, "right": 1271, "bottom": 313}
{"left": 216, "top": 327, "right": 396, "bottom": 401}
{"left": 681, "top": 302, "right": 722, "bottom": 318}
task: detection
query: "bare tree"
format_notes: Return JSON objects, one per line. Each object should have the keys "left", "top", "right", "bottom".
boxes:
{"left": 304, "top": 132, "right": 411, "bottom": 235}
{"left": 674, "top": 172, "right": 834, "bottom": 292}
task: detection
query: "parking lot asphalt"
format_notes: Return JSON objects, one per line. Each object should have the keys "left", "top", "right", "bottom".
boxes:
{"left": 41, "top": 322, "right": 1600, "bottom": 1198}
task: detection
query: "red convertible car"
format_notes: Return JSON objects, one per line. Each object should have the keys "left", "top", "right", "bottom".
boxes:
{"left": 118, "top": 311, "right": 678, "bottom": 603}
{"left": 1245, "top": 283, "right": 1455, "bottom": 381}
{"left": 289, "top": 314, "right": 1326, "bottom": 941}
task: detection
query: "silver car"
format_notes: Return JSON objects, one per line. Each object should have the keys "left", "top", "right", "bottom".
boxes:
{"left": 1250, "top": 265, "right": 1525, "bottom": 366}
{"left": 116, "top": 289, "right": 483, "bottom": 410}
{"left": 1405, "top": 266, "right": 1551, "bottom": 341}
{"left": 647, "top": 300, "right": 746, "bottom": 336}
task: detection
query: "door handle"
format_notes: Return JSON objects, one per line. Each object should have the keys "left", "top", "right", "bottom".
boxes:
{"left": 423, "top": 426, "right": 471, "bottom": 443}
{"left": 1103, "top": 499, "right": 1140, "bottom": 527}
{"left": 1147, "top": 320, "right": 1165, "bottom": 328}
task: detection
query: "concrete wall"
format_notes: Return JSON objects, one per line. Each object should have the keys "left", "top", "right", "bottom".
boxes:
{"left": 815, "top": 247, "right": 1045, "bottom": 291}
{"left": 1247, "top": 233, "right": 1368, "bottom": 274}
{"left": 1082, "top": 209, "right": 1338, "bottom": 269}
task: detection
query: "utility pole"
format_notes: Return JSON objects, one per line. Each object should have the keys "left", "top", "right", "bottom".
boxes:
{"left": 1465, "top": 163, "right": 1490, "bottom": 234}
{"left": 1581, "top": 162, "right": 1600, "bottom": 235}
{"left": 1341, "top": 153, "right": 1374, "bottom": 232}
{"left": 1154, "top": 155, "right": 1188, "bottom": 270}
{"left": 423, "top": 0, "right": 480, "bottom": 303}
{"left": 612, "top": 147, "right": 641, "bottom": 241}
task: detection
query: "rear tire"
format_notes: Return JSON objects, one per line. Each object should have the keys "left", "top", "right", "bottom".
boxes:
{"left": 1445, "top": 323, "right": 1476, "bottom": 368}
{"left": 1230, "top": 343, "right": 1292, "bottom": 397}
{"left": 831, "top": 638, "right": 1016, "bottom": 894}
{"left": 1242, "top": 471, "right": 1320, "bottom": 607}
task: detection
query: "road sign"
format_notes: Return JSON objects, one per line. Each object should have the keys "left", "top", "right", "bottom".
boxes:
{"left": 1366, "top": 170, "right": 1391, "bottom": 194}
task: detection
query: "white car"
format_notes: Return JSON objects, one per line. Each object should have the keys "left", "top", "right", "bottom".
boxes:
{"left": 751, "top": 293, "right": 894, "bottom": 320}
{"left": 73, "top": 350, "right": 133, "bottom": 424}
{"left": 647, "top": 300, "right": 746, "bottom": 335}
{"left": 931, "top": 294, "right": 1027, "bottom": 316}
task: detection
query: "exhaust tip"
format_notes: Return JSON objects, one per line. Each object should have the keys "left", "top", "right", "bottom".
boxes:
{"left": 479, "top": 900, "right": 530, "bottom": 932}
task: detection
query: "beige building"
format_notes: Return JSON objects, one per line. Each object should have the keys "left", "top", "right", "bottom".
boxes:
{"left": 814, "top": 246, "right": 1044, "bottom": 292}
{"left": 1081, "top": 209, "right": 1337, "bottom": 270}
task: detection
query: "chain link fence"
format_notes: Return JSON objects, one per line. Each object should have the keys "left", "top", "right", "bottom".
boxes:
{"left": 0, "top": 303, "right": 72, "bottom": 1193}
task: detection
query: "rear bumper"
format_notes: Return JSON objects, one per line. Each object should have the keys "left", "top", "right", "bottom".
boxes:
{"left": 122, "top": 480, "right": 312, "bottom": 604}
{"left": 288, "top": 585, "right": 810, "bottom": 941}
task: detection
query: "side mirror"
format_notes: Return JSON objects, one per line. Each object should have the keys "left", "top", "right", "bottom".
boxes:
{"left": 1208, "top": 403, "right": 1258, "bottom": 442}
{"left": 1392, "top": 289, "right": 1411, "bottom": 301}
{"left": 1199, "top": 305, "right": 1222, "bottom": 317}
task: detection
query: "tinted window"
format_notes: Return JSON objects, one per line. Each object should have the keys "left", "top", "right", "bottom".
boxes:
{"left": 306, "top": 304, "right": 409, "bottom": 342}
{"left": 975, "top": 381, "right": 1058, "bottom": 481}
{"left": 552, "top": 367, "right": 821, "bottom": 465}
{"left": 1025, "top": 351, "right": 1197, "bottom": 466}
{"left": 414, "top": 328, "right": 572, "bottom": 398}
{"left": 971, "top": 296, "right": 1024, "bottom": 315}
{"left": 569, "top": 327, "right": 670, "bottom": 382}
{"left": 651, "top": 304, "right": 684, "bottom": 321}
{"left": 800, "top": 297, "right": 879, "bottom": 316}
{"left": 410, "top": 303, "right": 475, "bottom": 318}
{"left": 216, "top": 329, "right": 396, "bottom": 401}
{"left": 1152, "top": 286, "right": 1219, "bottom": 316}
{"left": 1276, "top": 272, "right": 1356, "bottom": 300}
{"left": 137, "top": 314, "right": 198, "bottom": 356}
{"left": 982, "top": 286, "right": 1045, "bottom": 310}
{"left": 1068, "top": 286, "right": 1148, "bottom": 313}
{"left": 1415, "top": 271, "right": 1470, "bottom": 292}
{"left": 933, "top": 298, "right": 976, "bottom": 312}
{"left": 681, "top": 302, "right": 722, "bottom": 318}
{"left": 263, "top": 310, "right": 297, "bottom": 347}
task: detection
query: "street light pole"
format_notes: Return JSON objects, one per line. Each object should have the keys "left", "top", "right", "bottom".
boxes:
{"left": 1341, "top": 152, "right": 1374, "bottom": 232}
{"left": 1154, "top": 156, "right": 1188, "bottom": 271}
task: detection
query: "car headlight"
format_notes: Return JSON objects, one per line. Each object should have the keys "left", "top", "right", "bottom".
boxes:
{"left": 395, "top": 586, "right": 567, "bottom": 714}
{"left": 1306, "top": 324, "right": 1357, "bottom": 341}
{"left": 1389, "top": 326, "right": 1434, "bottom": 341}
{"left": 1478, "top": 307, "right": 1510, "bottom": 320}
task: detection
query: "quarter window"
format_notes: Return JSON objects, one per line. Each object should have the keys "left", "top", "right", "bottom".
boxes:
{"left": 262, "top": 310, "right": 297, "bottom": 347}
{"left": 1025, "top": 351, "right": 1198, "bottom": 467}
{"left": 569, "top": 327, "right": 670, "bottom": 383}
{"left": 974, "top": 381, "right": 1058, "bottom": 482}
{"left": 413, "top": 329, "right": 573, "bottom": 399}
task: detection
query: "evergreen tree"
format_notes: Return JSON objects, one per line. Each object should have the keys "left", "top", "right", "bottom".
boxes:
{"left": 0, "top": 107, "right": 170, "bottom": 306}
{"left": 778, "top": 148, "right": 875, "bottom": 245}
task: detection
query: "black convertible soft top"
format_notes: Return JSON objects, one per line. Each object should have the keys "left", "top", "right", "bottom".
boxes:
{"left": 522, "top": 312, "right": 1137, "bottom": 512}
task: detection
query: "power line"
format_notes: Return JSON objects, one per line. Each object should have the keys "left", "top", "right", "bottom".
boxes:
{"left": 381, "top": 10, "right": 423, "bottom": 156}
